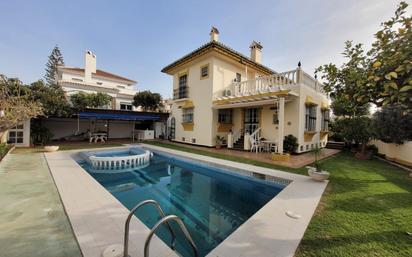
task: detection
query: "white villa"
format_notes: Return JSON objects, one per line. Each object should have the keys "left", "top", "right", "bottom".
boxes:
{"left": 163, "top": 27, "right": 330, "bottom": 154}
{"left": 6, "top": 51, "right": 169, "bottom": 147}
{"left": 57, "top": 51, "right": 138, "bottom": 111}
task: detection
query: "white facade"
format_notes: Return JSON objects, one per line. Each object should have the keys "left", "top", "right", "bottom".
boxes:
{"left": 163, "top": 28, "right": 330, "bottom": 153}
{"left": 56, "top": 51, "right": 138, "bottom": 111}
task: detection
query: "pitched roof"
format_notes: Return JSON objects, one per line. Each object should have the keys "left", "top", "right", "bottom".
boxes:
{"left": 161, "top": 41, "right": 276, "bottom": 75}
{"left": 60, "top": 67, "right": 136, "bottom": 84}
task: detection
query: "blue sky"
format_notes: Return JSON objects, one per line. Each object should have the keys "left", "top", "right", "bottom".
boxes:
{"left": 0, "top": 0, "right": 409, "bottom": 98}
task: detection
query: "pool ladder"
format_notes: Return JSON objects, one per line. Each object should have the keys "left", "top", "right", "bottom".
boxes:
{"left": 123, "top": 199, "right": 199, "bottom": 257}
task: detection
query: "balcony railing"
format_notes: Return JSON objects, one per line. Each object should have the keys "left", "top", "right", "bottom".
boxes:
{"left": 215, "top": 68, "right": 327, "bottom": 99}
{"left": 173, "top": 87, "right": 189, "bottom": 100}
{"left": 229, "top": 70, "right": 298, "bottom": 97}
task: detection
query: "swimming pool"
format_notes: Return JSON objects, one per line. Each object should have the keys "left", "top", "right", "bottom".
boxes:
{"left": 79, "top": 148, "right": 286, "bottom": 257}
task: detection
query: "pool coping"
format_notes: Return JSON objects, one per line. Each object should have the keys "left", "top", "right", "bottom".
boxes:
{"left": 45, "top": 144, "right": 328, "bottom": 257}
{"left": 45, "top": 146, "right": 178, "bottom": 257}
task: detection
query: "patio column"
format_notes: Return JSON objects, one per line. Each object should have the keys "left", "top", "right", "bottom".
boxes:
{"left": 277, "top": 97, "right": 285, "bottom": 154}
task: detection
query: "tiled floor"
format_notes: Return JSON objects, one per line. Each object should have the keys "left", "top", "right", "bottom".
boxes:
{"left": 0, "top": 151, "right": 82, "bottom": 257}
{"left": 150, "top": 140, "right": 341, "bottom": 168}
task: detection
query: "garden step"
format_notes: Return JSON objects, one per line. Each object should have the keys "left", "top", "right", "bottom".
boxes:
{"left": 326, "top": 141, "right": 345, "bottom": 149}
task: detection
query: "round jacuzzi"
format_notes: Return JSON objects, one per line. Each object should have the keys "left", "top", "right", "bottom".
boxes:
{"left": 80, "top": 147, "right": 152, "bottom": 172}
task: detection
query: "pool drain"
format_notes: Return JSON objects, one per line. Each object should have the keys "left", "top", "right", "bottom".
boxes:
{"left": 102, "top": 244, "right": 123, "bottom": 257}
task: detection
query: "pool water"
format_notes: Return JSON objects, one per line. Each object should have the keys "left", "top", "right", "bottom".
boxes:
{"left": 80, "top": 150, "right": 285, "bottom": 257}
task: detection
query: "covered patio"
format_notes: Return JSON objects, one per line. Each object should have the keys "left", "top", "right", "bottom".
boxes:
{"left": 214, "top": 89, "right": 299, "bottom": 154}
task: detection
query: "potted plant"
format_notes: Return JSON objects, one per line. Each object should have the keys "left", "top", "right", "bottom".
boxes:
{"left": 307, "top": 145, "right": 329, "bottom": 181}
{"left": 215, "top": 135, "right": 225, "bottom": 149}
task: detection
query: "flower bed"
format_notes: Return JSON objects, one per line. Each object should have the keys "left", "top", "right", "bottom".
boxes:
{"left": 0, "top": 143, "right": 13, "bottom": 162}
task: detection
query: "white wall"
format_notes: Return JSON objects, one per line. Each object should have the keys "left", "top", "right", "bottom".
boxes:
{"left": 371, "top": 140, "right": 412, "bottom": 167}
{"left": 295, "top": 83, "right": 329, "bottom": 153}
{"left": 171, "top": 55, "right": 215, "bottom": 146}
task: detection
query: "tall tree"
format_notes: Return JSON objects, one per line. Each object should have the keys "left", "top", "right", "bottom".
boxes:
{"left": 317, "top": 41, "right": 370, "bottom": 117}
{"left": 44, "top": 45, "right": 64, "bottom": 86}
{"left": 29, "top": 80, "right": 71, "bottom": 117}
{"left": 0, "top": 75, "right": 43, "bottom": 141}
{"left": 133, "top": 91, "right": 163, "bottom": 111}
{"left": 366, "top": 1, "right": 412, "bottom": 110}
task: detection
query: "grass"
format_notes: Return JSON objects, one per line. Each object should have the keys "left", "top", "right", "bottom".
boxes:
{"left": 144, "top": 141, "right": 412, "bottom": 257}
{"left": 143, "top": 140, "right": 307, "bottom": 174}
{"left": 11, "top": 142, "right": 123, "bottom": 154}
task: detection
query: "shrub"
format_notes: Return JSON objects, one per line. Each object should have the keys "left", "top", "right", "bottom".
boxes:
{"left": 367, "top": 144, "right": 379, "bottom": 155}
{"left": 283, "top": 134, "right": 298, "bottom": 153}
{"left": 372, "top": 105, "right": 412, "bottom": 145}
{"left": 31, "top": 121, "right": 53, "bottom": 145}
{"left": 0, "top": 143, "right": 13, "bottom": 161}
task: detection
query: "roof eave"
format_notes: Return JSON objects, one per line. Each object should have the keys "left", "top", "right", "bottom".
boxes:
{"left": 161, "top": 42, "right": 275, "bottom": 75}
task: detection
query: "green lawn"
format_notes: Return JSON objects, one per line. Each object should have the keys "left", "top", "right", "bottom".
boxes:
{"left": 144, "top": 141, "right": 412, "bottom": 257}
{"left": 12, "top": 142, "right": 124, "bottom": 154}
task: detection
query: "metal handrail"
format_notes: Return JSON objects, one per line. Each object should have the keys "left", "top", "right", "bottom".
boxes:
{"left": 144, "top": 215, "right": 199, "bottom": 257}
{"left": 124, "top": 200, "right": 176, "bottom": 257}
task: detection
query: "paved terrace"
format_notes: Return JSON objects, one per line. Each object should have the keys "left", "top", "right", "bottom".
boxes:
{"left": 151, "top": 140, "right": 340, "bottom": 168}
{"left": 0, "top": 150, "right": 82, "bottom": 257}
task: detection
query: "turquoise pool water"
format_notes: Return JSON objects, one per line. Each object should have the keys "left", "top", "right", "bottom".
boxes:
{"left": 79, "top": 149, "right": 285, "bottom": 257}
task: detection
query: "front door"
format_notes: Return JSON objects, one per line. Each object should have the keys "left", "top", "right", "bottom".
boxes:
{"left": 244, "top": 108, "right": 259, "bottom": 134}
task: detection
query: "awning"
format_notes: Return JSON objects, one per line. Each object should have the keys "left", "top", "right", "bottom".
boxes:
{"left": 79, "top": 111, "right": 162, "bottom": 121}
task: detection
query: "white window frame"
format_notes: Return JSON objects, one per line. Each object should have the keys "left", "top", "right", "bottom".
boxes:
{"left": 7, "top": 124, "right": 24, "bottom": 144}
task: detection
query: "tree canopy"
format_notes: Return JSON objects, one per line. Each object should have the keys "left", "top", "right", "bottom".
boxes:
{"left": 0, "top": 75, "right": 43, "bottom": 137}
{"left": 318, "top": 2, "right": 411, "bottom": 114}
{"left": 29, "top": 80, "right": 71, "bottom": 117}
{"left": 44, "top": 45, "right": 64, "bottom": 86}
{"left": 70, "top": 92, "right": 112, "bottom": 112}
{"left": 372, "top": 105, "right": 412, "bottom": 144}
{"left": 133, "top": 90, "right": 163, "bottom": 111}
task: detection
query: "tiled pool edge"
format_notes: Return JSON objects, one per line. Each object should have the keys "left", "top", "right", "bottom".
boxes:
{"left": 44, "top": 149, "right": 178, "bottom": 257}
{"left": 141, "top": 144, "right": 328, "bottom": 257}
{"left": 46, "top": 144, "right": 327, "bottom": 257}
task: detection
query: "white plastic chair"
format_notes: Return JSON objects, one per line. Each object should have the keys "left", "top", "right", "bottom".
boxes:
{"left": 250, "top": 137, "right": 264, "bottom": 153}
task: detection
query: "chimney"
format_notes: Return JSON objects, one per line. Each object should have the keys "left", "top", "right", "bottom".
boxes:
{"left": 250, "top": 41, "right": 263, "bottom": 64}
{"left": 84, "top": 50, "right": 96, "bottom": 82}
{"left": 210, "top": 26, "right": 219, "bottom": 42}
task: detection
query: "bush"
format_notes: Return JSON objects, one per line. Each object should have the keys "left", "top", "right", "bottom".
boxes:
{"left": 283, "top": 134, "right": 298, "bottom": 153}
{"left": 367, "top": 144, "right": 379, "bottom": 155}
{"left": 31, "top": 121, "right": 53, "bottom": 145}
{"left": 0, "top": 143, "right": 13, "bottom": 161}
{"left": 372, "top": 105, "right": 412, "bottom": 145}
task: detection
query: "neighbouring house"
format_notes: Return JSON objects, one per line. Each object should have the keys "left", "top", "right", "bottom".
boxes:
{"left": 7, "top": 51, "right": 168, "bottom": 146}
{"left": 162, "top": 27, "right": 330, "bottom": 153}
{"left": 42, "top": 51, "right": 168, "bottom": 141}
{"left": 57, "top": 50, "right": 137, "bottom": 111}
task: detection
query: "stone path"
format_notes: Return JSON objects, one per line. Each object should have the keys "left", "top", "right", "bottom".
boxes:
{"left": 0, "top": 151, "right": 83, "bottom": 257}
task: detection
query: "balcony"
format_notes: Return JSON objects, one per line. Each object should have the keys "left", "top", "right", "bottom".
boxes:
{"left": 213, "top": 68, "right": 327, "bottom": 108}
{"left": 173, "top": 87, "right": 189, "bottom": 100}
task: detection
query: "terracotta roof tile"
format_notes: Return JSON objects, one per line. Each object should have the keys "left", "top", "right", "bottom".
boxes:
{"left": 161, "top": 41, "right": 276, "bottom": 75}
